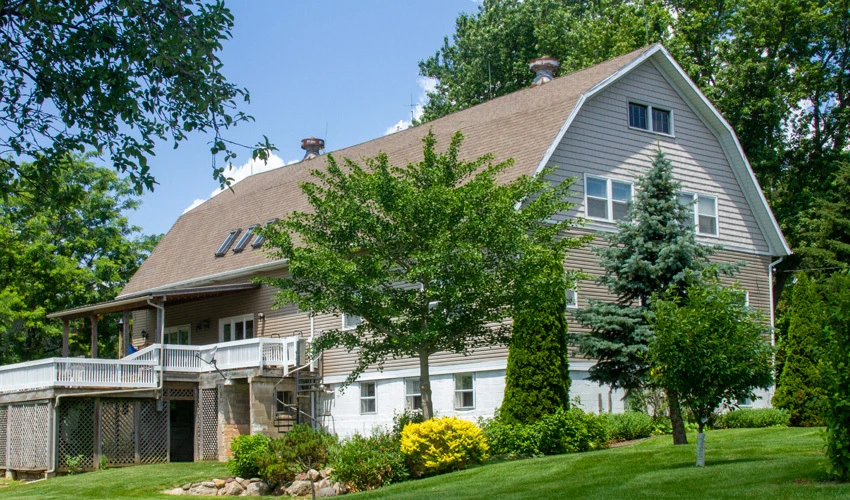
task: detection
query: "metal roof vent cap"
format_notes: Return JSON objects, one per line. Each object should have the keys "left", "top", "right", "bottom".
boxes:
{"left": 530, "top": 57, "right": 560, "bottom": 87}
{"left": 301, "top": 137, "right": 325, "bottom": 160}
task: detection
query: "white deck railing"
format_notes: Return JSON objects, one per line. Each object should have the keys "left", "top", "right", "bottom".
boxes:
{"left": 0, "top": 336, "right": 301, "bottom": 394}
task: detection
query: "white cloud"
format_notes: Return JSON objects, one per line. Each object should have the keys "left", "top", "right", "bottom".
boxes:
{"left": 182, "top": 153, "right": 293, "bottom": 213}
{"left": 384, "top": 77, "right": 437, "bottom": 135}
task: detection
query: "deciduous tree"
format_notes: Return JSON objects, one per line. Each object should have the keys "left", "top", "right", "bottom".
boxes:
{"left": 261, "top": 130, "right": 586, "bottom": 419}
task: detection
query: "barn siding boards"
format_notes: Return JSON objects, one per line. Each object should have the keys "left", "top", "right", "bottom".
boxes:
{"left": 547, "top": 61, "right": 770, "bottom": 254}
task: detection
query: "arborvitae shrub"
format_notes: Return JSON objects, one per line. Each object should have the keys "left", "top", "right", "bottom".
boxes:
{"left": 772, "top": 274, "right": 828, "bottom": 426}
{"left": 501, "top": 260, "right": 570, "bottom": 424}
{"left": 821, "top": 272, "right": 850, "bottom": 480}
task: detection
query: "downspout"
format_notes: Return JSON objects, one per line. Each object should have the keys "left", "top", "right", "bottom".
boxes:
{"left": 767, "top": 257, "right": 783, "bottom": 346}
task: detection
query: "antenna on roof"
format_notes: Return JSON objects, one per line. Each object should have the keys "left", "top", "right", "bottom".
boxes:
{"left": 410, "top": 94, "right": 416, "bottom": 124}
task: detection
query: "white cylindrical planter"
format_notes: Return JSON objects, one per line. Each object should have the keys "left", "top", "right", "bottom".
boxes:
{"left": 696, "top": 432, "right": 706, "bottom": 467}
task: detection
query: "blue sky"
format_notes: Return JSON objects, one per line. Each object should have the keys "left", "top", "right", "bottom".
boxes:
{"left": 125, "top": 1, "right": 476, "bottom": 236}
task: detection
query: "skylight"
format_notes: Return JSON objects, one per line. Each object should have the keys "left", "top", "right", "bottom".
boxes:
{"left": 251, "top": 218, "right": 279, "bottom": 249}
{"left": 232, "top": 225, "right": 258, "bottom": 253}
{"left": 215, "top": 228, "right": 241, "bottom": 257}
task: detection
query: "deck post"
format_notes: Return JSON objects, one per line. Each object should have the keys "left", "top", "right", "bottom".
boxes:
{"left": 122, "top": 310, "right": 130, "bottom": 358}
{"left": 90, "top": 315, "right": 98, "bottom": 358}
{"left": 62, "top": 319, "right": 70, "bottom": 357}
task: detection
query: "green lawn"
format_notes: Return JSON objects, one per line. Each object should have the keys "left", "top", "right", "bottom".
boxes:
{"left": 1, "top": 427, "right": 848, "bottom": 499}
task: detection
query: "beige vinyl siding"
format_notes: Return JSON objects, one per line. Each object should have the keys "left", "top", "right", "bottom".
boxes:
{"left": 545, "top": 61, "right": 770, "bottom": 254}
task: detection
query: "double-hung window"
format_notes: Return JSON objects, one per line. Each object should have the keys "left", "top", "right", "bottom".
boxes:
{"left": 678, "top": 192, "right": 718, "bottom": 236}
{"left": 219, "top": 314, "right": 255, "bottom": 342}
{"left": 164, "top": 325, "right": 191, "bottom": 345}
{"left": 454, "top": 374, "right": 475, "bottom": 409}
{"left": 629, "top": 102, "right": 672, "bottom": 135}
{"left": 566, "top": 288, "right": 579, "bottom": 309}
{"left": 405, "top": 378, "right": 422, "bottom": 411}
{"left": 585, "top": 176, "right": 632, "bottom": 222}
{"left": 360, "top": 382, "right": 377, "bottom": 414}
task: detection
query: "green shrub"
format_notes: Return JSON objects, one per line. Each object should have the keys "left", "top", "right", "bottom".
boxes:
{"left": 716, "top": 408, "right": 790, "bottom": 429}
{"left": 400, "top": 416, "right": 489, "bottom": 477}
{"left": 329, "top": 432, "right": 408, "bottom": 491}
{"left": 820, "top": 272, "right": 850, "bottom": 480}
{"left": 603, "top": 411, "right": 655, "bottom": 442}
{"left": 260, "top": 424, "right": 337, "bottom": 486}
{"left": 392, "top": 409, "right": 425, "bottom": 440}
{"left": 228, "top": 434, "right": 270, "bottom": 479}
{"left": 482, "top": 408, "right": 608, "bottom": 458}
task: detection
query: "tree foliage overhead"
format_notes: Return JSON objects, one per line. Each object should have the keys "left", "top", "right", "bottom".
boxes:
{"left": 0, "top": 0, "right": 274, "bottom": 192}
{"left": 0, "top": 155, "right": 160, "bottom": 364}
{"left": 419, "top": 0, "right": 850, "bottom": 286}
{"left": 260, "top": 130, "right": 587, "bottom": 419}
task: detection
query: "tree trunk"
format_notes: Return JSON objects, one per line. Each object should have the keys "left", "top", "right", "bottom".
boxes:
{"left": 667, "top": 389, "right": 688, "bottom": 445}
{"left": 696, "top": 423, "right": 706, "bottom": 467}
{"left": 419, "top": 351, "right": 434, "bottom": 420}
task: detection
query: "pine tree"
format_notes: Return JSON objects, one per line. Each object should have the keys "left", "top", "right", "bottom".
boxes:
{"left": 500, "top": 257, "right": 572, "bottom": 424}
{"left": 572, "top": 148, "right": 730, "bottom": 444}
{"left": 772, "top": 273, "right": 827, "bottom": 426}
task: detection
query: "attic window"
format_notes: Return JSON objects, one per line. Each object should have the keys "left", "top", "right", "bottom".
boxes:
{"left": 629, "top": 102, "right": 672, "bottom": 135}
{"left": 215, "top": 228, "right": 241, "bottom": 257}
{"left": 232, "top": 225, "right": 257, "bottom": 253}
{"left": 251, "top": 218, "right": 280, "bottom": 249}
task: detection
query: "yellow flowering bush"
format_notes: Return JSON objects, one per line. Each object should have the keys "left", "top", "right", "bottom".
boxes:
{"left": 400, "top": 416, "right": 489, "bottom": 477}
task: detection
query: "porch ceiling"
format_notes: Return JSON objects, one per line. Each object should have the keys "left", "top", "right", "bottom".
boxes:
{"left": 46, "top": 283, "right": 261, "bottom": 320}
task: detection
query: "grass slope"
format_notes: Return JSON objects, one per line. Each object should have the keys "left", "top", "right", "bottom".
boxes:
{"left": 1, "top": 428, "right": 847, "bottom": 499}
{"left": 361, "top": 428, "right": 847, "bottom": 499}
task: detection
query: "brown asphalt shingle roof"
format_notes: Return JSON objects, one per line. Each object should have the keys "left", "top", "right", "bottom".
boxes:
{"left": 119, "top": 46, "right": 653, "bottom": 297}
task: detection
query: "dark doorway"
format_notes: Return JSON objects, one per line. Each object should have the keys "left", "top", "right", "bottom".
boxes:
{"left": 169, "top": 400, "right": 195, "bottom": 462}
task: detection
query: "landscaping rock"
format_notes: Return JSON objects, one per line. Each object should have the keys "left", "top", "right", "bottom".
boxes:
{"left": 315, "top": 478, "right": 330, "bottom": 489}
{"left": 213, "top": 478, "right": 226, "bottom": 489}
{"left": 221, "top": 481, "right": 245, "bottom": 496}
{"left": 307, "top": 469, "right": 322, "bottom": 482}
{"left": 182, "top": 483, "right": 192, "bottom": 490}
{"left": 294, "top": 472, "right": 308, "bottom": 481}
{"left": 188, "top": 484, "right": 218, "bottom": 496}
{"left": 286, "top": 480, "right": 313, "bottom": 497}
{"left": 244, "top": 481, "right": 270, "bottom": 496}
{"left": 316, "top": 486, "right": 338, "bottom": 498}
{"left": 164, "top": 487, "right": 185, "bottom": 495}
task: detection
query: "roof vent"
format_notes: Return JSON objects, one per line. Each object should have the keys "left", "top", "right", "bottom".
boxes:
{"left": 530, "top": 57, "right": 560, "bottom": 87}
{"left": 301, "top": 137, "right": 325, "bottom": 160}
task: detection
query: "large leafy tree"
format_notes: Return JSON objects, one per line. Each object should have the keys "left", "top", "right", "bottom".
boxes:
{"left": 572, "top": 148, "right": 730, "bottom": 445}
{"left": 261, "top": 130, "right": 586, "bottom": 419}
{"left": 0, "top": 155, "right": 159, "bottom": 364}
{"left": 0, "top": 0, "right": 274, "bottom": 192}
{"left": 649, "top": 272, "right": 774, "bottom": 467}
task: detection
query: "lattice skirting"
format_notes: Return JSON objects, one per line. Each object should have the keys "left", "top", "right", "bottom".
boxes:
{"left": 57, "top": 398, "right": 169, "bottom": 471}
{"left": 8, "top": 403, "right": 51, "bottom": 470}
{"left": 0, "top": 405, "right": 7, "bottom": 469}
{"left": 198, "top": 388, "right": 218, "bottom": 461}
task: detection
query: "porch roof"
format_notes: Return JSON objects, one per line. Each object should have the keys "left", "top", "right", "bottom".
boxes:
{"left": 46, "top": 283, "right": 261, "bottom": 320}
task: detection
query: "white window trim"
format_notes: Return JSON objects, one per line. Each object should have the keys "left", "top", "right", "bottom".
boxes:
{"left": 164, "top": 324, "right": 191, "bottom": 345}
{"left": 360, "top": 381, "right": 377, "bottom": 415}
{"left": 628, "top": 101, "right": 675, "bottom": 137}
{"left": 679, "top": 191, "right": 720, "bottom": 237}
{"left": 218, "top": 313, "right": 255, "bottom": 343}
{"left": 341, "top": 312, "right": 362, "bottom": 331}
{"left": 405, "top": 377, "right": 422, "bottom": 411}
{"left": 454, "top": 373, "right": 475, "bottom": 410}
{"left": 566, "top": 288, "right": 579, "bottom": 309}
{"left": 584, "top": 174, "right": 633, "bottom": 223}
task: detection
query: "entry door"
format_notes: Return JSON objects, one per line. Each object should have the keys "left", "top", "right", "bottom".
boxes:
{"left": 219, "top": 314, "right": 255, "bottom": 342}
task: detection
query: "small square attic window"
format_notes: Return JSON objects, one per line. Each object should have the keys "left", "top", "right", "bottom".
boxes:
{"left": 215, "top": 228, "right": 241, "bottom": 257}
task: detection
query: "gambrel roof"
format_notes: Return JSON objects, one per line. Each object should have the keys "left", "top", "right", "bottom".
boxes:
{"left": 118, "top": 44, "right": 789, "bottom": 299}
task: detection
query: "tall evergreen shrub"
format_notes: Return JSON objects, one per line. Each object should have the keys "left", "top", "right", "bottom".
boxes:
{"left": 501, "top": 258, "right": 571, "bottom": 424}
{"left": 772, "top": 273, "right": 827, "bottom": 426}
{"left": 821, "top": 272, "right": 850, "bottom": 480}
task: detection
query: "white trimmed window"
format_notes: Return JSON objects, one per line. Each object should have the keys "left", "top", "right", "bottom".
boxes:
{"left": 585, "top": 175, "right": 632, "bottom": 222}
{"left": 360, "top": 382, "right": 377, "bottom": 414}
{"left": 164, "top": 325, "right": 191, "bottom": 345}
{"left": 629, "top": 102, "right": 673, "bottom": 135}
{"left": 566, "top": 289, "right": 578, "bottom": 309}
{"left": 342, "top": 313, "right": 362, "bottom": 330}
{"left": 678, "top": 192, "right": 718, "bottom": 236}
{"left": 405, "top": 378, "right": 422, "bottom": 411}
{"left": 219, "top": 314, "right": 255, "bottom": 342}
{"left": 454, "top": 374, "right": 475, "bottom": 409}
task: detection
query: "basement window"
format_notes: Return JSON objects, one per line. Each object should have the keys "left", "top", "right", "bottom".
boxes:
{"left": 215, "top": 228, "right": 241, "bottom": 257}
{"left": 360, "top": 382, "right": 377, "bottom": 414}
{"left": 454, "top": 374, "right": 475, "bottom": 410}
{"left": 232, "top": 225, "right": 258, "bottom": 253}
{"left": 405, "top": 378, "right": 422, "bottom": 411}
